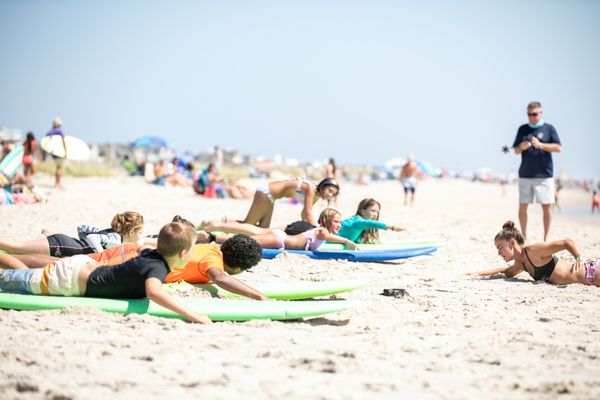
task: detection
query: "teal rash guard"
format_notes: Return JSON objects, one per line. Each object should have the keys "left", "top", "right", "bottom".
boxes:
{"left": 337, "top": 215, "right": 387, "bottom": 243}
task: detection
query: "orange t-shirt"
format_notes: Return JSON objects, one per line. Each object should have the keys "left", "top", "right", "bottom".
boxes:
{"left": 87, "top": 243, "right": 140, "bottom": 266}
{"left": 164, "top": 243, "right": 224, "bottom": 284}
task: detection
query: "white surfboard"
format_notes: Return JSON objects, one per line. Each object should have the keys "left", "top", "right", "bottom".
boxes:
{"left": 41, "top": 135, "right": 91, "bottom": 161}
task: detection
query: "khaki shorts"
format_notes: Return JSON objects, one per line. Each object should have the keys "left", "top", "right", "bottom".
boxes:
{"left": 52, "top": 156, "right": 66, "bottom": 167}
{"left": 29, "top": 255, "right": 94, "bottom": 296}
{"left": 518, "top": 178, "right": 555, "bottom": 204}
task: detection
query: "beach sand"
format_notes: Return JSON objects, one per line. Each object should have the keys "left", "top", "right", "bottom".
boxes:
{"left": 1, "top": 176, "right": 599, "bottom": 400}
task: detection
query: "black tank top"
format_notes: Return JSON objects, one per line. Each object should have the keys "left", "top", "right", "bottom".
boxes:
{"left": 524, "top": 248, "right": 557, "bottom": 281}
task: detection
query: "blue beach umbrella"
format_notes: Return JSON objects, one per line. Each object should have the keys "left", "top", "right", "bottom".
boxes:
{"left": 131, "top": 135, "right": 172, "bottom": 148}
{"left": 416, "top": 160, "right": 441, "bottom": 177}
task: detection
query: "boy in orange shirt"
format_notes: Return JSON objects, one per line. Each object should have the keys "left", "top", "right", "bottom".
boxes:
{"left": 164, "top": 235, "right": 267, "bottom": 300}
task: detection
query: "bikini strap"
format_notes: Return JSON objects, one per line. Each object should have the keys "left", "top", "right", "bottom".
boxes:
{"left": 523, "top": 247, "right": 536, "bottom": 268}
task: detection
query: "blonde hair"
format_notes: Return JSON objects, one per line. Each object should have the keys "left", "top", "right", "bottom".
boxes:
{"left": 111, "top": 211, "right": 144, "bottom": 238}
{"left": 318, "top": 208, "right": 341, "bottom": 232}
{"left": 157, "top": 222, "right": 195, "bottom": 258}
{"left": 494, "top": 221, "right": 525, "bottom": 245}
{"left": 52, "top": 117, "right": 63, "bottom": 127}
{"left": 355, "top": 198, "right": 381, "bottom": 244}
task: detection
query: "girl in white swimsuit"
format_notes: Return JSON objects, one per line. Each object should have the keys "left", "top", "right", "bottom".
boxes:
{"left": 200, "top": 208, "right": 358, "bottom": 251}
{"left": 235, "top": 177, "right": 340, "bottom": 228}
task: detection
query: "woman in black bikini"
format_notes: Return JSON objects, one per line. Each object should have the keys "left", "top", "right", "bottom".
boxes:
{"left": 471, "top": 221, "right": 599, "bottom": 287}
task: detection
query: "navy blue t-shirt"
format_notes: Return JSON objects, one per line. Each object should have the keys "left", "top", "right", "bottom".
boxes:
{"left": 85, "top": 249, "right": 169, "bottom": 299}
{"left": 512, "top": 123, "right": 561, "bottom": 178}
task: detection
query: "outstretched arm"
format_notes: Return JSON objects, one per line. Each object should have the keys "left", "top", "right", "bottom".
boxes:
{"left": 469, "top": 262, "right": 524, "bottom": 278}
{"left": 145, "top": 278, "right": 212, "bottom": 323}
{"left": 316, "top": 228, "right": 358, "bottom": 250}
{"left": 208, "top": 268, "right": 268, "bottom": 300}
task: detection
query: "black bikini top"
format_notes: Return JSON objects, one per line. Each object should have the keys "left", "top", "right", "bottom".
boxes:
{"left": 523, "top": 248, "right": 557, "bottom": 281}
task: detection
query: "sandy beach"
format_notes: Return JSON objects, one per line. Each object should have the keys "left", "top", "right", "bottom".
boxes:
{"left": 1, "top": 176, "right": 599, "bottom": 400}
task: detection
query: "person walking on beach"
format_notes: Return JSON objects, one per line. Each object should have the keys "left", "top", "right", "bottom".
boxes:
{"left": 512, "top": 101, "right": 561, "bottom": 241}
{"left": 592, "top": 191, "right": 600, "bottom": 214}
{"left": 400, "top": 154, "right": 419, "bottom": 206}
{"left": 324, "top": 158, "right": 338, "bottom": 179}
{"left": 46, "top": 118, "right": 67, "bottom": 189}
{"left": 22, "top": 132, "right": 37, "bottom": 185}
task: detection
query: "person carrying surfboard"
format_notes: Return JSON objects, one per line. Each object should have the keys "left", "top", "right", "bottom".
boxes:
{"left": 46, "top": 117, "right": 67, "bottom": 188}
{"left": 0, "top": 222, "right": 212, "bottom": 323}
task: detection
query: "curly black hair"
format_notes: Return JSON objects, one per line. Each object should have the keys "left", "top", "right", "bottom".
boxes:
{"left": 220, "top": 234, "right": 262, "bottom": 270}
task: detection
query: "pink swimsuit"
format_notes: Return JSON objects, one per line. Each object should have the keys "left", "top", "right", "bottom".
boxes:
{"left": 301, "top": 228, "right": 324, "bottom": 251}
{"left": 584, "top": 258, "right": 599, "bottom": 285}
{"left": 271, "top": 228, "right": 324, "bottom": 251}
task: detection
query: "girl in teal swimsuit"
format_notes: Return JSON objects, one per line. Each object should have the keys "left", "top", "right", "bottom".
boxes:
{"left": 470, "top": 221, "right": 600, "bottom": 286}
{"left": 338, "top": 198, "right": 406, "bottom": 244}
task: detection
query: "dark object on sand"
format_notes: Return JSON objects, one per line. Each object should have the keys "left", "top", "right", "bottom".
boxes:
{"left": 381, "top": 288, "right": 408, "bottom": 298}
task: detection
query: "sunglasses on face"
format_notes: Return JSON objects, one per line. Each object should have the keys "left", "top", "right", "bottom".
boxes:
{"left": 527, "top": 112, "right": 540, "bottom": 117}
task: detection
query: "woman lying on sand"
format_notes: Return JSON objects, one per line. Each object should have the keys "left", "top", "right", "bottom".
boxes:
{"left": 199, "top": 208, "right": 358, "bottom": 251}
{"left": 471, "top": 221, "right": 599, "bottom": 286}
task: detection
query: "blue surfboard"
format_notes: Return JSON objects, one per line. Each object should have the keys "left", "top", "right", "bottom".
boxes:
{"left": 261, "top": 246, "right": 437, "bottom": 262}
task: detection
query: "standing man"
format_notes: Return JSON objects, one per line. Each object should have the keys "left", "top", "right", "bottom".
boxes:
{"left": 46, "top": 117, "right": 67, "bottom": 189}
{"left": 513, "top": 101, "right": 561, "bottom": 241}
{"left": 400, "top": 154, "right": 419, "bottom": 206}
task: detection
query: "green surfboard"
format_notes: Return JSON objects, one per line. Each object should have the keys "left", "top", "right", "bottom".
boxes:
{"left": 165, "top": 279, "right": 365, "bottom": 300}
{"left": 0, "top": 293, "right": 358, "bottom": 321}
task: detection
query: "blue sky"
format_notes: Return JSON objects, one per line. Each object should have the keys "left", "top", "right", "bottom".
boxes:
{"left": 1, "top": 0, "right": 599, "bottom": 178}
